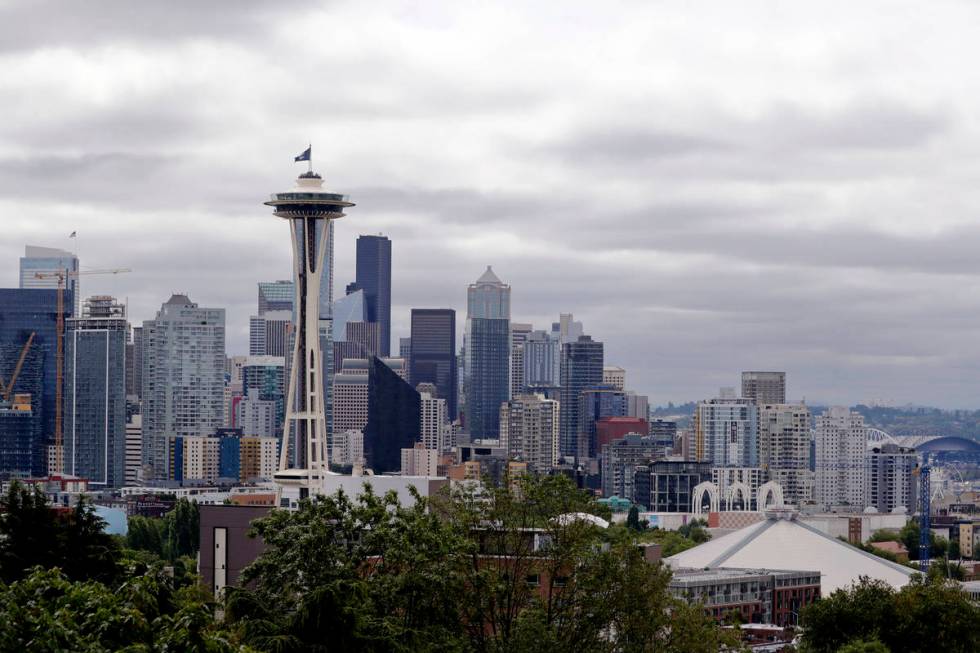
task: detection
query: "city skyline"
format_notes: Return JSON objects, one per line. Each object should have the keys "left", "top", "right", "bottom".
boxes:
{"left": 4, "top": 2, "right": 980, "bottom": 407}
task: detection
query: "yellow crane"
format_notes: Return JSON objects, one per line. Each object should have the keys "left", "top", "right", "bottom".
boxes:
{"left": 33, "top": 268, "right": 131, "bottom": 474}
{"left": 0, "top": 332, "right": 36, "bottom": 407}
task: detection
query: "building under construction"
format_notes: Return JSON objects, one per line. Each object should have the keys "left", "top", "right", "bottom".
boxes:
{"left": 0, "top": 288, "right": 70, "bottom": 477}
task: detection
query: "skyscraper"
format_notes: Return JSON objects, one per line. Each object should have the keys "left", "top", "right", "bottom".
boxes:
{"left": 419, "top": 389, "right": 449, "bottom": 453}
{"left": 523, "top": 329, "right": 560, "bottom": 388}
{"left": 694, "top": 395, "right": 759, "bottom": 467}
{"left": 409, "top": 309, "right": 457, "bottom": 420}
{"left": 510, "top": 322, "right": 532, "bottom": 398}
{"left": 257, "top": 280, "right": 294, "bottom": 315}
{"left": 602, "top": 366, "right": 626, "bottom": 391}
{"left": 363, "top": 357, "right": 420, "bottom": 473}
{"left": 19, "top": 246, "right": 80, "bottom": 315}
{"left": 64, "top": 296, "right": 127, "bottom": 487}
{"left": 249, "top": 310, "right": 291, "bottom": 357}
{"left": 499, "top": 393, "right": 559, "bottom": 473}
{"left": 814, "top": 407, "right": 867, "bottom": 508}
{"left": 265, "top": 167, "right": 352, "bottom": 476}
{"left": 0, "top": 288, "right": 69, "bottom": 477}
{"left": 355, "top": 235, "right": 392, "bottom": 357}
{"left": 758, "top": 403, "right": 812, "bottom": 506}
{"left": 141, "top": 294, "right": 225, "bottom": 479}
{"left": 741, "top": 371, "right": 786, "bottom": 405}
{"left": 559, "top": 335, "right": 604, "bottom": 459}
{"left": 464, "top": 267, "right": 511, "bottom": 440}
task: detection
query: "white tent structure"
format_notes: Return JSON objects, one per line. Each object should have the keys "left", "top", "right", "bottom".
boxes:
{"left": 666, "top": 508, "right": 917, "bottom": 594}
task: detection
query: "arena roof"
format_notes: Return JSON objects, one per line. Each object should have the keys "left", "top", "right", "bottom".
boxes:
{"left": 666, "top": 510, "right": 916, "bottom": 593}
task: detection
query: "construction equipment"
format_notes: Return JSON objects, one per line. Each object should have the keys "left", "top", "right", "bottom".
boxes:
{"left": 32, "top": 268, "right": 131, "bottom": 473}
{"left": 0, "top": 332, "right": 36, "bottom": 407}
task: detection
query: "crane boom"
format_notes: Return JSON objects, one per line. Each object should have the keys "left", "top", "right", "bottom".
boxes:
{"left": 0, "top": 332, "right": 36, "bottom": 402}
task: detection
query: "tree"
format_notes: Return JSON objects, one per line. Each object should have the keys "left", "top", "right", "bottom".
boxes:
{"left": 0, "top": 567, "right": 246, "bottom": 652}
{"left": 0, "top": 482, "right": 120, "bottom": 584}
{"left": 626, "top": 505, "right": 645, "bottom": 531}
{"left": 800, "top": 576, "right": 980, "bottom": 653}
{"left": 837, "top": 639, "right": 890, "bottom": 653}
{"left": 126, "top": 498, "right": 200, "bottom": 561}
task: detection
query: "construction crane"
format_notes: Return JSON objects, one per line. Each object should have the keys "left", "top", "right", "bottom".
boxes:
{"left": 0, "top": 332, "right": 36, "bottom": 407}
{"left": 33, "top": 268, "right": 131, "bottom": 474}
{"left": 915, "top": 465, "right": 931, "bottom": 573}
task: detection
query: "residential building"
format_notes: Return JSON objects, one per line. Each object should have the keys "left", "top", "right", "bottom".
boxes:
{"left": 633, "top": 460, "right": 712, "bottom": 512}
{"left": 0, "top": 288, "right": 70, "bottom": 477}
{"left": 758, "top": 403, "right": 812, "bottom": 506}
{"left": 141, "top": 294, "right": 225, "bottom": 480}
{"left": 602, "top": 366, "right": 625, "bottom": 391}
{"left": 419, "top": 390, "right": 449, "bottom": 453}
{"left": 741, "top": 371, "right": 786, "bottom": 405}
{"left": 866, "top": 444, "right": 917, "bottom": 513}
{"left": 401, "top": 442, "right": 439, "bottom": 476}
{"left": 600, "top": 434, "right": 660, "bottom": 500}
{"left": 694, "top": 395, "right": 759, "bottom": 467}
{"left": 64, "top": 296, "right": 127, "bottom": 487}
{"left": 236, "top": 389, "right": 277, "bottom": 439}
{"left": 179, "top": 435, "right": 221, "bottom": 484}
{"left": 240, "top": 356, "right": 285, "bottom": 437}
{"left": 559, "top": 335, "right": 604, "bottom": 460}
{"left": 649, "top": 419, "right": 677, "bottom": 447}
{"left": 499, "top": 393, "right": 559, "bottom": 473}
{"left": 240, "top": 435, "right": 277, "bottom": 481}
{"left": 355, "top": 235, "right": 392, "bottom": 356}
{"left": 332, "top": 429, "right": 364, "bottom": 467}
{"left": 814, "top": 407, "right": 867, "bottom": 509}
{"left": 464, "top": 267, "right": 510, "bottom": 439}
{"left": 124, "top": 415, "right": 142, "bottom": 485}
{"left": 409, "top": 309, "right": 457, "bottom": 419}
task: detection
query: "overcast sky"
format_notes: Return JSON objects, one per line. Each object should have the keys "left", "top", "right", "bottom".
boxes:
{"left": 2, "top": 1, "right": 980, "bottom": 408}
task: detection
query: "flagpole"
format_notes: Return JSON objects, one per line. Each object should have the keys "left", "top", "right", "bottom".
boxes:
{"left": 308, "top": 143, "right": 312, "bottom": 174}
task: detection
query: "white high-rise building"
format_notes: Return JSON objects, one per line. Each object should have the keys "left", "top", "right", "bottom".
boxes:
{"left": 694, "top": 395, "right": 759, "bottom": 467}
{"left": 866, "top": 444, "right": 917, "bottom": 514}
{"left": 332, "top": 359, "right": 369, "bottom": 458}
{"left": 400, "top": 442, "right": 439, "bottom": 476}
{"left": 124, "top": 415, "right": 142, "bottom": 486}
{"left": 181, "top": 435, "right": 220, "bottom": 484}
{"left": 758, "top": 403, "right": 812, "bottom": 506}
{"left": 603, "top": 366, "right": 626, "bottom": 391}
{"left": 419, "top": 391, "right": 449, "bottom": 453}
{"left": 237, "top": 389, "right": 277, "bottom": 438}
{"left": 331, "top": 429, "right": 364, "bottom": 467}
{"left": 141, "top": 294, "right": 225, "bottom": 480}
{"left": 814, "top": 407, "right": 867, "bottom": 509}
{"left": 499, "top": 393, "right": 560, "bottom": 473}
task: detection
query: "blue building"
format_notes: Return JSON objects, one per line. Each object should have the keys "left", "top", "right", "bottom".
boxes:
{"left": 0, "top": 288, "right": 71, "bottom": 477}
{"left": 410, "top": 308, "right": 457, "bottom": 420}
{"left": 559, "top": 335, "right": 604, "bottom": 460}
{"left": 355, "top": 235, "right": 392, "bottom": 357}
{"left": 363, "top": 357, "right": 420, "bottom": 473}
{"left": 64, "top": 296, "right": 127, "bottom": 487}
{"left": 19, "top": 245, "right": 79, "bottom": 314}
{"left": 219, "top": 433, "right": 241, "bottom": 481}
{"left": 464, "top": 267, "right": 511, "bottom": 440}
{"left": 578, "top": 385, "right": 629, "bottom": 460}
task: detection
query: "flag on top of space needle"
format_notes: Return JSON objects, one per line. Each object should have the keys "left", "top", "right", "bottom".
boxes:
{"left": 294, "top": 146, "right": 311, "bottom": 162}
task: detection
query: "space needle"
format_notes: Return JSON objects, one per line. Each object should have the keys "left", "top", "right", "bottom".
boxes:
{"left": 265, "top": 146, "right": 354, "bottom": 490}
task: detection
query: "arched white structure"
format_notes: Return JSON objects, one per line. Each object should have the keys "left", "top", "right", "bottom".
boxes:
{"left": 692, "top": 481, "right": 720, "bottom": 515}
{"left": 866, "top": 427, "right": 899, "bottom": 448}
{"left": 756, "top": 480, "right": 784, "bottom": 510}
{"left": 725, "top": 481, "right": 752, "bottom": 511}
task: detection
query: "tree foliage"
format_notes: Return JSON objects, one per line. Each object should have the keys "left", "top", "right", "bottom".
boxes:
{"left": 126, "top": 497, "right": 200, "bottom": 561}
{"left": 228, "top": 474, "right": 736, "bottom": 653}
{"left": 0, "top": 481, "right": 120, "bottom": 584}
{"left": 800, "top": 576, "right": 980, "bottom": 653}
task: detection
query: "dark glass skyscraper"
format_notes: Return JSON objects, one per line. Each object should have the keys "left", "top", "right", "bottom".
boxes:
{"left": 409, "top": 309, "right": 457, "bottom": 420}
{"left": 464, "top": 267, "right": 510, "bottom": 440}
{"left": 355, "top": 235, "right": 392, "bottom": 357}
{"left": 363, "top": 356, "right": 420, "bottom": 473}
{"left": 64, "top": 296, "right": 127, "bottom": 487}
{"left": 0, "top": 288, "right": 71, "bottom": 477}
{"left": 559, "top": 335, "right": 604, "bottom": 460}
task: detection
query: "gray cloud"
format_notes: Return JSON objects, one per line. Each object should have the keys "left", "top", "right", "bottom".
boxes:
{"left": 2, "top": 1, "right": 980, "bottom": 408}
